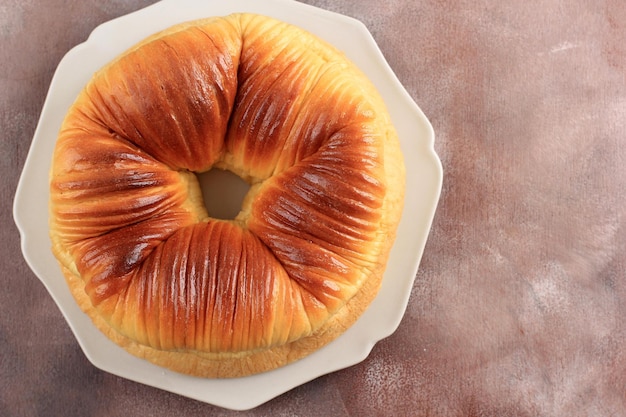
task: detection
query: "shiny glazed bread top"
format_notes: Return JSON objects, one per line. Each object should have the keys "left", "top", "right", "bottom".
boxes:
{"left": 49, "top": 13, "right": 404, "bottom": 377}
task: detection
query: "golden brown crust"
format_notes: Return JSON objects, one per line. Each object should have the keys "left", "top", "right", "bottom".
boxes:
{"left": 49, "top": 13, "right": 405, "bottom": 378}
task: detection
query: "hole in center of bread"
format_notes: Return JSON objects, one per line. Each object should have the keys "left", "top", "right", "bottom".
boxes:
{"left": 197, "top": 168, "right": 251, "bottom": 220}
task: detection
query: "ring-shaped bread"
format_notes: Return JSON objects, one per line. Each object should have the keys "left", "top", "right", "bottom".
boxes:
{"left": 49, "top": 13, "right": 405, "bottom": 377}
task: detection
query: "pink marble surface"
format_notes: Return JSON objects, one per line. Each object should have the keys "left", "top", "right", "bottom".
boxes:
{"left": 2, "top": 0, "right": 625, "bottom": 415}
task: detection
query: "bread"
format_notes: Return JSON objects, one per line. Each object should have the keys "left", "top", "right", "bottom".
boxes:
{"left": 49, "top": 13, "right": 405, "bottom": 378}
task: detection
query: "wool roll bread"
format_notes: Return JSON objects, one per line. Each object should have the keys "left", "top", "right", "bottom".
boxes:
{"left": 49, "top": 13, "right": 405, "bottom": 378}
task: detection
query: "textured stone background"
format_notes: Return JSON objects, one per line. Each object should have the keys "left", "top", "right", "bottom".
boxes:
{"left": 2, "top": 0, "right": 625, "bottom": 416}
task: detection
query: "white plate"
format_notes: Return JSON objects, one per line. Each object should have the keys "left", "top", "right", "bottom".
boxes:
{"left": 13, "top": 0, "right": 442, "bottom": 410}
